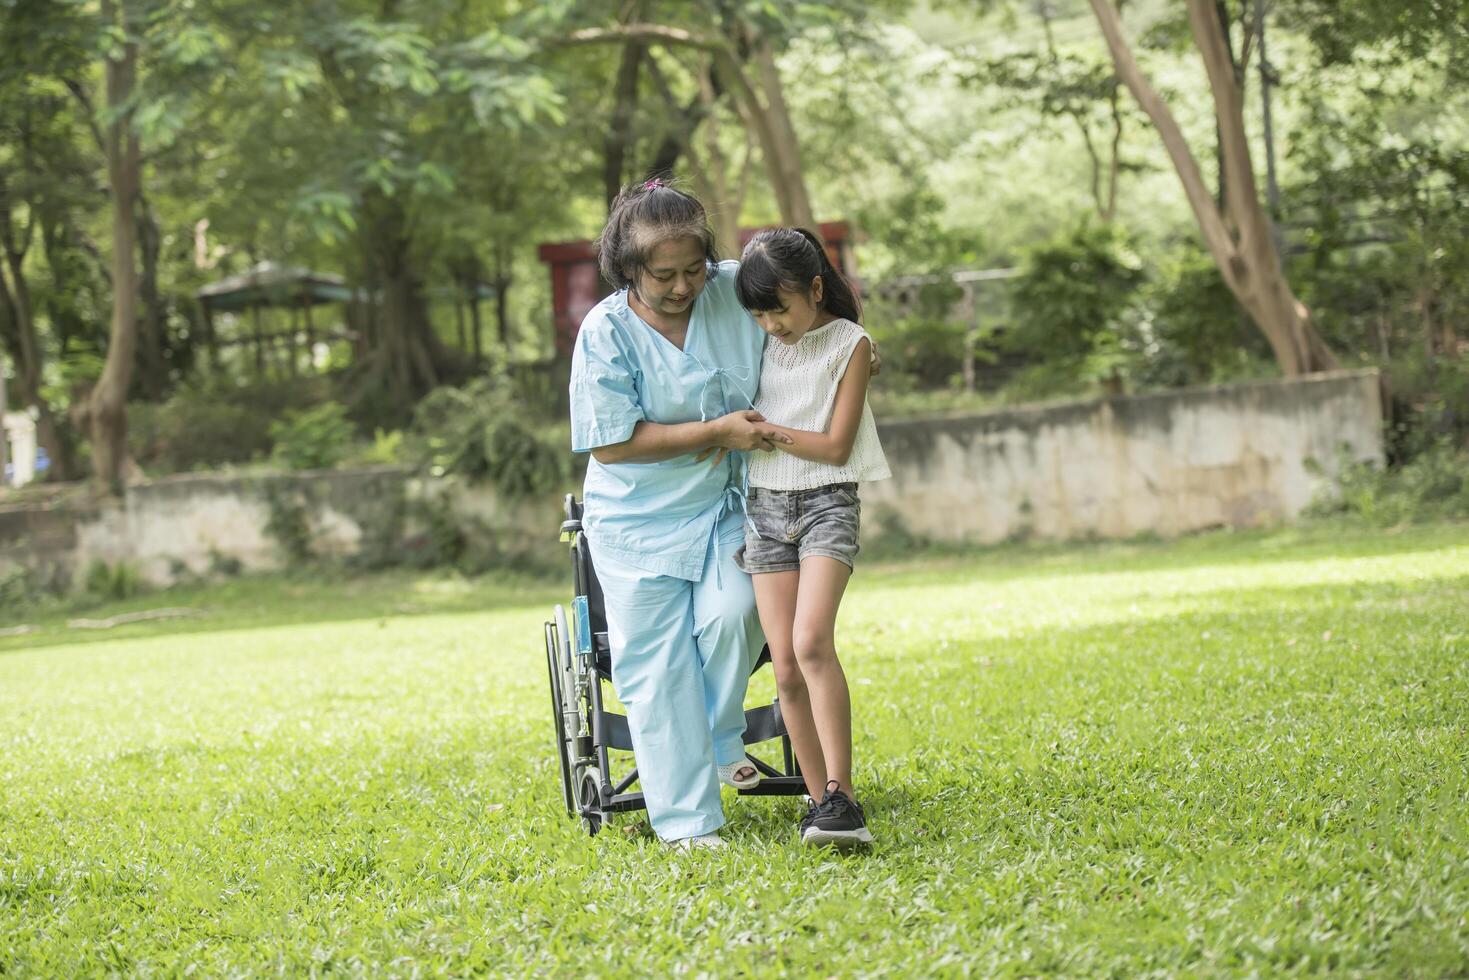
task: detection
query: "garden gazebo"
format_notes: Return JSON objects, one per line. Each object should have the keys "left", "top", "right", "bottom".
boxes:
{"left": 195, "top": 262, "right": 360, "bottom": 376}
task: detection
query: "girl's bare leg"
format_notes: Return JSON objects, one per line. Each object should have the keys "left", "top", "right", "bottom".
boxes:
{"left": 752, "top": 569, "right": 828, "bottom": 799}
{"left": 792, "top": 556, "right": 854, "bottom": 797}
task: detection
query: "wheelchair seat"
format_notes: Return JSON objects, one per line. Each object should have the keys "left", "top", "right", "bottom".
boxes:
{"left": 564, "top": 496, "right": 770, "bottom": 679}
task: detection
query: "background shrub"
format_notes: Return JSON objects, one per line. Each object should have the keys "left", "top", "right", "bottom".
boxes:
{"left": 130, "top": 378, "right": 327, "bottom": 473}
{"left": 1307, "top": 441, "right": 1469, "bottom": 525}
{"left": 82, "top": 560, "right": 144, "bottom": 601}
{"left": 269, "top": 403, "right": 355, "bottom": 471}
{"left": 409, "top": 374, "right": 567, "bottom": 497}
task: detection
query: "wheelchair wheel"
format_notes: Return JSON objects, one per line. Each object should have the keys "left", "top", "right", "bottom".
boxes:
{"left": 544, "top": 622, "right": 575, "bottom": 815}
{"left": 579, "top": 770, "right": 604, "bottom": 836}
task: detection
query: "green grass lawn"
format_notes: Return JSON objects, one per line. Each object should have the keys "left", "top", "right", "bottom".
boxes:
{"left": 2, "top": 522, "right": 1466, "bottom": 975}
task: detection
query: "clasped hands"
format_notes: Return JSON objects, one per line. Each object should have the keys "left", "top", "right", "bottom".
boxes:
{"left": 693, "top": 410, "right": 792, "bottom": 467}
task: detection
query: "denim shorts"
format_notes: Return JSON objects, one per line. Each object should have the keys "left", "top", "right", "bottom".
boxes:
{"left": 734, "top": 483, "right": 861, "bottom": 574}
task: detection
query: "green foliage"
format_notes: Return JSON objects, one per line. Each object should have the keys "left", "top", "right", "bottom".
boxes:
{"left": 1307, "top": 441, "right": 1469, "bottom": 525}
{"left": 269, "top": 403, "right": 355, "bottom": 471}
{"left": 262, "top": 483, "right": 314, "bottom": 564}
{"left": 865, "top": 308, "right": 967, "bottom": 391}
{"left": 8, "top": 0, "right": 1469, "bottom": 472}
{"left": 348, "top": 487, "right": 409, "bottom": 572}
{"left": 1008, "top": 220, "right": 1145, "bottom": 361}
{"left": 1134, "top": 244, "right": 1274, "bottom": 388}
{"left": 207, "top": 550, "right": 244, "bottom": 578}
{"left": 357, "top": 429, "right": 405, "bottom": 466}
{"left": 81, "top": 560, "right": 143, "bottom": 601}
{"left": 1286, "top": 83, "right": 1469, "bottom": 443}
{"left": 401, "top": 496, "right": 467, "bottom": 570}
{"left": 1283, "top": 0, "right": 1469, "bottom": 83}
{"left": 1003, "top": 220, "right": 1146, "bottom": 395}
{"left": 409, "top": 375, "right": 568, "bottom": 498}
{"left": 0, "top": 563, "right": 70, "bottom": 612}
{"left": 129, "top": 379, "right": 326, "bottom": 473}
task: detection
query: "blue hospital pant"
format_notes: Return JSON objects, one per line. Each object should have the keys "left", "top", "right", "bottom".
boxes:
{"left": 588, "top": 537, "right": 764, "bottom": 841}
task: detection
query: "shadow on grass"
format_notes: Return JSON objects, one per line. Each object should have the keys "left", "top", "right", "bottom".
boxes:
{"left": 0, "top": 565, "right": 567, "bottom": 656}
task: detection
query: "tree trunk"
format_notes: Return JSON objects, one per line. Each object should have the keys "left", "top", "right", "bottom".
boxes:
{"left": 88, "top": 0, "right": 141, "bottom": 493}
{"left": 1103, "top": 86, "right": 1123, "bottom": 222}
{"left": 357, "top": 190, "right": 463, "bottom": 418}
{"left": 484, "top": 240, "right": 510, "bottom": 351}
{"left": 302, "top": 298, "right": 316, "bottom": 371}
{"left": 747, "top": 38, "right": 815, "bottom": 230}
{"left": 471, "top": 291, "right": 485, "bottom": 363}
{"left": 133, "top": 195, "right": 168, "bottom": 399}
{"left": 1087, "top": 0, "right": 1337, "bottom": 375}
{"left": 685, "top": 64, "right": 748, "bottom": 258}
{"left": 604, "top": 28, "right": 646, "bottom": 203}
{"left": 0, "top": 350, "right": 7, "bottom": 482}
{"left": 642, "top": 55, "right": 721, "bottom": 182}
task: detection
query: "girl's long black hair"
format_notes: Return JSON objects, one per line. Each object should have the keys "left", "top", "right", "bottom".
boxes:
{"left": 735, "top": 227, "right": 862, "bottom": 324}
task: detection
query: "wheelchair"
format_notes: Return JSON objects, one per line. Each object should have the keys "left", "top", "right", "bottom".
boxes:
{"left": 544, "top": 494, "right": 808, "bottom": 835}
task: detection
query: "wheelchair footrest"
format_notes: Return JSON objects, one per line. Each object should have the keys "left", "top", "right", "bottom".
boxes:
{"left": 603, "top": 791, "right": 650, "bottom": 813}
{"left": 736, "top": 775, "right": 808, "bottom": 796}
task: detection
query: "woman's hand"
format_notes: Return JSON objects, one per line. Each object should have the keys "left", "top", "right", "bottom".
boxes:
{"left": 716, "top": 409, "right": 792, "bottom": 452}
{"left": 694, "top": 409, "right": 792, "bottom": 466}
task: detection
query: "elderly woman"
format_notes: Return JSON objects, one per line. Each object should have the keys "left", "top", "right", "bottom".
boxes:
{"left": 569, "top": 180, "right": 789, "bottom": 850}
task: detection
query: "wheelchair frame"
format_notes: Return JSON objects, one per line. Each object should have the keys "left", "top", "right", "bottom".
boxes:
{"left": 545, "top": 494, "right": 808, "bottom": 835}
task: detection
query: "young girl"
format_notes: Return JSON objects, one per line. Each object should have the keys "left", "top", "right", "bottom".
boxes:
{"left": 733, "top": 227, "right": 891, "bottom": 847}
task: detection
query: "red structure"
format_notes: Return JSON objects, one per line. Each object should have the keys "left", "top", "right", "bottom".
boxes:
{"left": 538, "top": 221, "right": 855, "bottom": 357}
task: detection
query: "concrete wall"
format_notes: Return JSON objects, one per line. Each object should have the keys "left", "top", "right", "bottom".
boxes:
{"left": 0, "top": 371, "right": 1383, "bottom": 589}
{"left": 861, "top": 369, "right": 1383, "bottom": 543}
{"left": 0, "top": 466, "right": 562, "bottom": 588}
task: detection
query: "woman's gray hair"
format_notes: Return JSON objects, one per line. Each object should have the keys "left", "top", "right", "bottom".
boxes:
{"left": 594, "top": 178, "right": 719, "bottom": 290}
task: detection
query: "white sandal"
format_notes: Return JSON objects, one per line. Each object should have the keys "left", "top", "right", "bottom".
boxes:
{"left": 668, "top": 831, "right": 727, "bottom": 851}
{"left": 718, "top": 758, "right": 761, "bottom": 789}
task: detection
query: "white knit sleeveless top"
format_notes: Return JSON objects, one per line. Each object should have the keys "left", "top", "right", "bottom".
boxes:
{"left": 748, "top": 318, "right": 892, "bottom": 491}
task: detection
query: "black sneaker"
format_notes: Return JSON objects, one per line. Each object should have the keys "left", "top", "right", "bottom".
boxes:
{"left": 802, "top": 781, "right": 873, "bottom": 848}
{"left": 798, "top": 798, "right": 820, "bottom": 838}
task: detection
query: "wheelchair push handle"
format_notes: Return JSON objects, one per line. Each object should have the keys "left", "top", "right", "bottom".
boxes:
{"left": 561, "top": 494, "right": 583, "bottom": 542}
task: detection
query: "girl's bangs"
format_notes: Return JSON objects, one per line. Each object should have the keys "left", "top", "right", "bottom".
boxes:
{"left": 734, "top": 254, "right": 790, "bottom": 312}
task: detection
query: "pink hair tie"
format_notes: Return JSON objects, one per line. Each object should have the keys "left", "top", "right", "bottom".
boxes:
{"left": 642, "top": 178, "right": 664, "bottom": 190}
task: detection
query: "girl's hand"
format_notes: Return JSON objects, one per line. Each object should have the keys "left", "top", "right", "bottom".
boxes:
{"left": 716, "top": 409, "right": 792, "bottom": 452}
{"left": 870, "top": 341, "right": 882, "bottom": 377}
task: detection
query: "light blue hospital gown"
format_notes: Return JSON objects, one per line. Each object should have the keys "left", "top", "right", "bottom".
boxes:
{"left": 570, "top": 260, "right": 768, "bottom": 841}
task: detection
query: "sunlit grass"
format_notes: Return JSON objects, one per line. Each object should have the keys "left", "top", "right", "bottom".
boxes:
{"left": 2, "top": 522, "right": 1466, "bottom": 974}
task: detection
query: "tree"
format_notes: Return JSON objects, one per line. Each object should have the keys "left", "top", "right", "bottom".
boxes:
{"left": 0, "top": 123, "right": 83, "bottom": 482}
{"left": 236, "top": 5, "right": 565, "bottom": 423}
{"left": 1086, "top": 0, "right": 1337, "bottom": 375}
{"left": 1284, "top": 0, "right": 1469, "bottom": 85}
{"left": 0, "top": 0, "right": 100, "bottom": 482}
{"left": 86, "top": 0, "right": 144, "bottom": 492}
{"left": 550, "top": 8, "right": 820, "bottom": 229}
